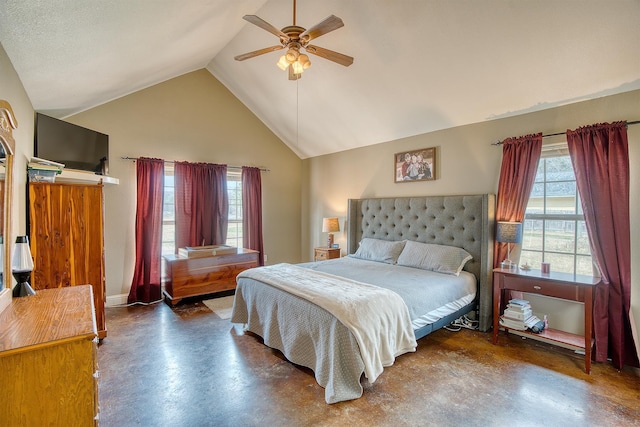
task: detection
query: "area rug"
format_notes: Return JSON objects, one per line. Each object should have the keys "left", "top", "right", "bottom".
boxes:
{"left": 202, "top": 295, "right": 235, "bottom": 319}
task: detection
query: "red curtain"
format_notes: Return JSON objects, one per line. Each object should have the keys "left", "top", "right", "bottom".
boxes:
{"left": 174, "top": 162, "right": 228, "bottom": 251}
{"left": 242, "top": 167, "right": 264, "bottom": 266}
{"left": 567, "top": 122, "right": 638, "bottom": 369}
{"left": 493, "top": 133, "right": 542, "bottom": 268}
{"left": 127, "top": 157, "right": 164, "bottom": 304}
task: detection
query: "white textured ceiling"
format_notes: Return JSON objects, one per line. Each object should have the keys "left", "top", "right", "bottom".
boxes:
{"left": 2, "top": 0, "right": 639, "bottom": 159}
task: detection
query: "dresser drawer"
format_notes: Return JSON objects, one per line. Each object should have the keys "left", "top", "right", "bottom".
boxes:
{"left": 500, "top": 275, "right": 583, "bottom": 301}
{"left": 314, "top": 247, "right": 340, "bottom": 261}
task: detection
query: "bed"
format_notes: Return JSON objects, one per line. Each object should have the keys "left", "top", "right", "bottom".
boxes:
{"left": 231, "top": 194, "right": 495, "bottom": 403}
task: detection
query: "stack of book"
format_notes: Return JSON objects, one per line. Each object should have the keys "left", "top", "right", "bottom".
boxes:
{"left": 27, "top": 157, "right": 64, "bottom": 182}
{"left": 28, "top": 157, "right": 65, "bottom": 170}
{"left": 499, "top": 298, "right": 542, "bottom": 331}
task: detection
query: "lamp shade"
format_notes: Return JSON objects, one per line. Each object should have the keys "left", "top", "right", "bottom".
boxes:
{"left": 322, "top": 217, "right": 340, "bottom": 233}
{"left": 11, "top": 235, "right": 34, "bottom": 272}
{"left": 298, "top": 54, "right": 311, "bottom": 69}
{"left": 496, "top": 222, "right": 523, "bottom": 244}
{"left": 276, "top": 55, "right": 289, "bottom": 71}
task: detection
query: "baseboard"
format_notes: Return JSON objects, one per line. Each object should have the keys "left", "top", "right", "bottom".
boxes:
{"left": 106, "top": 293, "right": 129, "bottom": 307}
{"left": 106, "top": 285, "right": 168, "bottom": 307}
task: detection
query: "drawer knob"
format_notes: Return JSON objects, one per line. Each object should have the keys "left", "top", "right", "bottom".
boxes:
{"left": 534, "top": 285, "right": 541, "bottom": 290}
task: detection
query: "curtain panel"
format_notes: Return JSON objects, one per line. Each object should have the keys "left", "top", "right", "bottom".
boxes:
{"left": 128, "top": 157, "right": 164, "bottom": 304}
{"left": 242, "top": 167, "right": 264, "bottom": 266}
{"left": 174, "top": 162, "right": 228, "bottom": 251}
{"left": 567, "top": 122, "right": 638, "bottom": 369}
{"left": 493, "top": 133, "right": 542, "bottom": 268}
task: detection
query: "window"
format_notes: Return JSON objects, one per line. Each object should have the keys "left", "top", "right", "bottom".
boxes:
{"left": 519, "top": 147, "right": 594, "bottom": 276}
{"left": 226, "top": 171, "right": 243, "bottom": 248}
{"left": 161, "top": 168, "right": 242, "bottom": 257}
{"left": 161, "top": 169, "right": 175, "bottom": 257}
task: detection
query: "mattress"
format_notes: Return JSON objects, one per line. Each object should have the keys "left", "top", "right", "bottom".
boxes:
{"left": 300, "top": 256, "right": 477, "bottom": 330}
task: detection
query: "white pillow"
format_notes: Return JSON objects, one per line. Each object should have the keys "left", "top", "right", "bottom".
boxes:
{"left": 350, "top": 238, "right": 406, "bottom": 264}
{"left": 396, "top": 240, "right": 472, "bottom": 276}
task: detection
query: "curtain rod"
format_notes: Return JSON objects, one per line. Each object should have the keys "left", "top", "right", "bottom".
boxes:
{"left": 121, "top": 156, "right": 269, "bottom": 172}
{"left": 491, "top": 120, "right": 640, "bottom": 146}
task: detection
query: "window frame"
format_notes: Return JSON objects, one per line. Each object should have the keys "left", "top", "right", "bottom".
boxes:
{"left": 161, "top": 167, "right": 243, "bottom": 257}
{"left": 225, "top": 170, "right": 243, "bottom": 248}
{"left": 519, "top": 145, "right": 594, "bottom": 276}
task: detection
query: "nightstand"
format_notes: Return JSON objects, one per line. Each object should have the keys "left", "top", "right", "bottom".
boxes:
{"left": 492, "top": 267, "right": 599, "bottom": 373}
{"left": 314, "top": 247, "right": 341, "bottom": 261}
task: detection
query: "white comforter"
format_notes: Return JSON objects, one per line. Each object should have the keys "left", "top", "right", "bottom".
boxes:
{"left": 237, "top": 263, "right": 417, "bottom": 382}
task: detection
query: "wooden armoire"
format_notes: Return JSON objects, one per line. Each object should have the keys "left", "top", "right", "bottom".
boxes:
{"left": 28, "top": 182, "right": 107, "bottom": 338}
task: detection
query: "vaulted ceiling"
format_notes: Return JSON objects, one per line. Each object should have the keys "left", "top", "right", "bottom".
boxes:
{"left": 2, "top": 0, "right": 639, "bottom": 158}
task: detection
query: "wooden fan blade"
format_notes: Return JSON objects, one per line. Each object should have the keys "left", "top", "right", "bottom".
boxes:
{"left": 234, "top": 45, "right": 284, "bottom": 61}
{"left": 305, "top": 45, "right": 354, "bottom": 67}
{"left": 243, "top": 15, "right": 288, "bottom": 39}
{"left": 299, "top": 15, "right": 344, "bottom": 42}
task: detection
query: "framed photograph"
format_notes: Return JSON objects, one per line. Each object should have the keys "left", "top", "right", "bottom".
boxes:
{"left": 394, "top": 147, "right": 436, "bottom": 183}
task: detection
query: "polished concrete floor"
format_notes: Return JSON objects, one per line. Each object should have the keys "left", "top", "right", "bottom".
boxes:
{"left": 98, "top": 298, "right": 640, "bottom": 427}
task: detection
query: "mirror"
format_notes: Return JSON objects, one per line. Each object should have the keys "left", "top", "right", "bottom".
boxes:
{"left": 0, "top": 100, "right": 16, "bottom": 307}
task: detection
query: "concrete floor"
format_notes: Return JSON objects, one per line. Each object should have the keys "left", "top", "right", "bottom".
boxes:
{"left": 98, "top": 298, "right": 640, "bottom": 427}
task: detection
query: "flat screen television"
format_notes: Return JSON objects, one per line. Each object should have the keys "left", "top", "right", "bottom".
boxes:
{"left": 34, "top": 113, "right": 109, "bottom": 174}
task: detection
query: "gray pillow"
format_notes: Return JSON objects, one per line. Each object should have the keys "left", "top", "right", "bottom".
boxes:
{"left": 350, "top": 238, "right": 406, "bottom": 264}
{"left": 396, "top": 240, "right": 472, "bottom": 276}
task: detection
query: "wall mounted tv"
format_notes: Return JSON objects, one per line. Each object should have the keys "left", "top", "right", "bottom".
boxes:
{"left": 34, "top": 113, "right": 109, "bottom": 174}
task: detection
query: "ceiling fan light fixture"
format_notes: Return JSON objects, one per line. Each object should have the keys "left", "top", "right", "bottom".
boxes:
{"left": 291, "top": 60, "right": 304, "bottom": 75}
{"left": 285, "top": 47, "right": 299, "bottom": 63}
{"left": 277, "top": 55, "right": 289, "bottom": 70}
{"left": 298, "top": 54, "right": 311, "bottom": 69}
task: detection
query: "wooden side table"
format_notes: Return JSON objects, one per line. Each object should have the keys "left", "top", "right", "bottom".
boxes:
{"left": 492, "top": 267, "right": 599, "bottom": 374}
{"left": 314, "top": 247, "right": 341, "bottom": 261}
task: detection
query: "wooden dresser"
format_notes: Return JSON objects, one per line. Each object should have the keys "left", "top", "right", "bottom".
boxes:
{"left": 0, "top": 285, "right": 99, "bottom": 425}
{"left": 162, "top": 248, "right": 259, "bottom": 305}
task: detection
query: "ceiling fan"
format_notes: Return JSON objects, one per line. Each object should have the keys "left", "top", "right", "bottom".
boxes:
{"left": 234, "top": 0, "right": 354, "bottom": 80}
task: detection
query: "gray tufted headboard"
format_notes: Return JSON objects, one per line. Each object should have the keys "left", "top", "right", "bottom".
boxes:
{"left": 346, "top": 194, "right": 495, "bottom": 332}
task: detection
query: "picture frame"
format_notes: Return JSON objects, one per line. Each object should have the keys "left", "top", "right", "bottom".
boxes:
{"left": 394, "top": 147, "right": 436, "bottom": 183}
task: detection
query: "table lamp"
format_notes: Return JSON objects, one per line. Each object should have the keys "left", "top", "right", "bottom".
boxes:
{"left": 496, "top": 221, "right": 522, "bottom": 269}
{"left": 12, "top": 235, "right": 35, "bottom": 297}
{"left": 322, "top": 217, "right": 340, "bottom": 248}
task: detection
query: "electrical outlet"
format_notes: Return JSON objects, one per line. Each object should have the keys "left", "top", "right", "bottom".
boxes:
{"left": 263, "top": 254, "right": 268, "bottom": 264}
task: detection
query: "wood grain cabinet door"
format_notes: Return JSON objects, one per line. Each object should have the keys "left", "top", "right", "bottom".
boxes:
{"left": 28, "top": 182, "right": 107, "bottom": 338}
